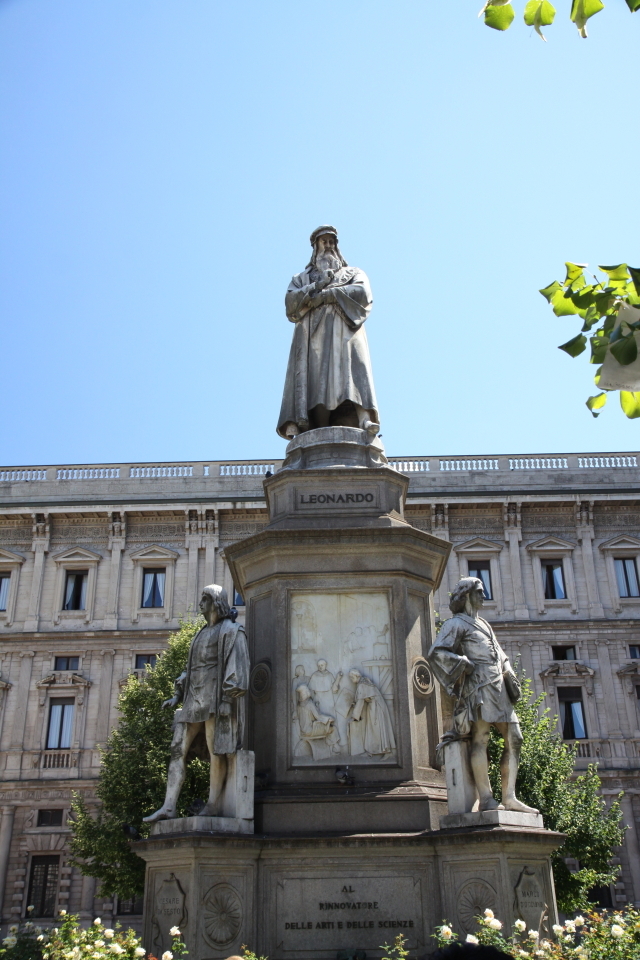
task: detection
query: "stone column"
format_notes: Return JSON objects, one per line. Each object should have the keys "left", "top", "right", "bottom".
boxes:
{"left": 185, "top": 512, "right": 202, "bottom": 616}
{"left": 24, "top": 515, "right": 49, "bottom": 632}
{"left": 105, "top": 514, "right": 126, "bottom": 631}
{"left": 503, "top": 503, "right": 529, "bottom": 619}
{"left": 80, "top": 874, "right": 97, "bottom": 921}
{"left": 94, "top": 650, "right": 115, "bottom": 747}
{"left": 596, "top": 640, "right": 623, "bottom": 738}
{"left": 203, "top": 509, "right": 219, "bottom": 590}
{"left": 620, "top": 795, "right": 640, "bottom": 906}
{"left": 431, "top": 503, "right": 450, "bottom": 616}
{"left": 575, "top": 501, "right": 604, "bottom": 619}
{"left": 0, "top": 806, "right": 15, "bottom": 922}
{"left": 8, "top": 653, "right": 34, "bottom": 752}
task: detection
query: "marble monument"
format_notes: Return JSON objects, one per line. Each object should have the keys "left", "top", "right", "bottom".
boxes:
{"left": 135, "top": 229, "right": 561, "bottom": 960}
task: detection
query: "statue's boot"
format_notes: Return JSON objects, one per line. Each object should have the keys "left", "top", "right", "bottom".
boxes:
{"left": 478, "top": 797, "right": 503, "bottom": 812}
{"left": 363, "top": 419, "right": 380, "bottom": 438}
{"left": 503, "top": 796, "right": 539, "bottom": 814}
{"left": 142, "top": 806, "right": 177, "bottom": 823}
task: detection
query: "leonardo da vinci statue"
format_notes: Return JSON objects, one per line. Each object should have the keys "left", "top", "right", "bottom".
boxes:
{"left": 277, "top": 226, "right": 380, "bottom": 440}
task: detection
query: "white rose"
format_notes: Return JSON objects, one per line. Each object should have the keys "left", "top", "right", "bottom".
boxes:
{"left": 9, "top": 925, "right": 18, "bottom": 934}
{"left": 169, "top": 927, "right": 181, "bottom": 938}
{"left": 565, "top": 921, "right": 576, "bottom": 933}
{"left": 465, "top": 934, "right": 479, "bottom": 944}
{"left": 515, "top": 919, "right": 526, "bottom": 932}
{"left": 135, "top": 948, "right": 146, "bottom": 957}
{"left": 104, "top": 930, "right": 115, "bottom": 939}
{"left": 611, "top": 924, "right": 624, "bottom": 938}
{"left": 574, "top": 916, "right": 585, "bottom": 927}
{"left": 60, "top": 909, "right": 67, "bottom": 916}
{"left": 162, "top": 952, "right": 173, "bottom": 960}
{"left": 110, "top": 944, "right": 124, "bottom": 954}
{"left": 489, "top": 918, "right": 502, "bottom": 930}
{"left": 440, "top": 926, "right": 452, "bottom": 940}
{"left": 528, "top": 929, "right": 539, "bottom": 939}
{"left": 552, "top": 924, "right": 563, "bottom": 934}
{"left": 94, "top": 940, "right": 105, "bottom": 947}
{"left": 94, "top": 919, "right": 102, "bottom": 926}
{"left": 484, "top": 908, "right": 494, "bottom": 919}
{"left": 37, "top": 935, "right": 45, "bottom": 942}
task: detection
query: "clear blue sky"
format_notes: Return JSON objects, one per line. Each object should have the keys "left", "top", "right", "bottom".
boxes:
{"left": 1, "top": 0, "right": 639, "bottom": 466}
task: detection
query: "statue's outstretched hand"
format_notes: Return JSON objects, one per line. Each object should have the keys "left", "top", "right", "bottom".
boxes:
{"left": 162, "top": 696, "right": 180, "bottom": 710}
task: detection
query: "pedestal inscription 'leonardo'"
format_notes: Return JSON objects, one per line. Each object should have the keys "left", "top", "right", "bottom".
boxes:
{"left": 290, "top": 592, "right": 396, "bottom": 765}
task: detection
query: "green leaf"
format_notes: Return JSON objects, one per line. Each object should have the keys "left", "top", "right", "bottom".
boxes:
{"left": 590, "top": 335, "right": 610, "bottom": 364}
{"left": 540, "top": 280, "right": 561, "bottom": 302}
{"left": 627, "top": 265, "right": 640, "bottom": 294}
{"left": 581, "top": 305, "right": 599, "bottom": 332}
{"left": 552, "top": 289, "right": 582, "bottom": 317}
{"left": 620, "top": 391, "right": 640, "bottom": 418}
{"left": 524, "top": 0, "right": 556, "bottom": 38}
{"left": 559, "top": 333, "right": 587, "bottom": 357}
{"left": 599, "top": 264, "right": 629, "bottom": 281}
{"left": 626, "top": 0, "right": 640, "bottom": 10}
{"left": 610, "top": 334, "right": 638, "bottom": 366}
{"left": 586, "top": 392, "right": 607, "bottom": 417}
{"left": 570, "top": 0, "right": 605, "bottom": 36}
{"left": 485, "top": 1, "right": 516, "bottom": 30}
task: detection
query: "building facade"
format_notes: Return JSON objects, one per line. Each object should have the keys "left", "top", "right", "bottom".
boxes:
{"left": 1, "top": 451, "right": 640, "bottom": 930}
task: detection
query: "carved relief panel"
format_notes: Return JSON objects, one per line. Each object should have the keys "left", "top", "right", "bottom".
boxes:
{"left": 289, "top": 591, "right": 396, "bottom": 765}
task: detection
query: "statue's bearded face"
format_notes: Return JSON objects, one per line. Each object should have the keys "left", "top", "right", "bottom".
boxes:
{"left": 315, "top": 234, "right": 341, "bottom": 271}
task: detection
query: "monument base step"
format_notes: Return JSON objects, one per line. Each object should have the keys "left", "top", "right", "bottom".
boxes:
{"left": 439, "top": 810, "right": 544, "bottom": 830}
{"left": 150, "top": 815, "right": 254, "bottom": 836}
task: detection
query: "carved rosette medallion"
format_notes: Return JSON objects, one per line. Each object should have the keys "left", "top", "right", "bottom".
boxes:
{"left": 457, "top": 879, "right": 497, "bottom": 934}
{"left": 411, "top": 657, "right": 434, "bottom": 698}
{"left": 203, "top": 882, "right": 243, "bottom": 947}
{"left": 249, "top": 661, "right": 272, "bottom": 702}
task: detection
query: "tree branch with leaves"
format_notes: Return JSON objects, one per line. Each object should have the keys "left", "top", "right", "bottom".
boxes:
{"left": 480, "top": 0, "right": 639, "bottom": 41}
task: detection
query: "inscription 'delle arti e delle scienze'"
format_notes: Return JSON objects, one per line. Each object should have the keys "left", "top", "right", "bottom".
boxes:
{"left": 299, "top": 492, "right": 375, "bottom": 505}
{"left": 284, "top": 893, "right": 416, "bottom": 932}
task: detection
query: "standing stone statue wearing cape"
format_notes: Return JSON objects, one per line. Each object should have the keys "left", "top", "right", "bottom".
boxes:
{"left": 277, "top": 226, "right": 380, "bottom": 440}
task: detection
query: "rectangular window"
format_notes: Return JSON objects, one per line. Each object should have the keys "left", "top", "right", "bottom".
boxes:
{"left": 37, "top": 809, "right": 64, "bottom": 827}
{"left": 54, "top": 657, "right": 79, "bottom": 672}
{"left": 63, "top": 571, "right": 88, "bottom": 611}
{"left": 552, "top": 646, "right": 576, "bottom": 661}
{"left": 467, "top": 562, "right": 493, "bottom": 601}
{"left": 135, "top": 654, "right": 157, "bottom": 670}
{"left": 558, "top": 687, "right": 587, "bottom": 739}
{"left": 27, "top": 855, "right": 59, "bottom": 917}
{"left": 543, "top": 562, "right": 566, "bottom": 600}
{"left": 234, "top": 591, "right": 245, "bottom": 607}
{"left": 0, "top": 574, "right": 10, "bottom": 611}
{"left": 117, "top": 896, "right": 144, "bottom": 915}
{"left": 614, "top": 558, "right": 640, "bottom": 598}
{"left": 636, "top": 685, "right": 640, "bottom": 701}
{"left": 141, "top": 569, "right": 165, "bottom": 608}
{"left": 46, "top": 698, "right": 74, "bottom": 750}
{"left": 630, "top": 645, "right": 640, "bottom": 659}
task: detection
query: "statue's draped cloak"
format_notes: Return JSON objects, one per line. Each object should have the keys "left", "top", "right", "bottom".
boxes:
{"left": 277, "top": 265, "right": 378, "bottom": 437}
{"left": 427, "top": 613, "right": 518, "bottom": 728}
{"left": 174, "top": 618, "right": 249, "bottom": 756}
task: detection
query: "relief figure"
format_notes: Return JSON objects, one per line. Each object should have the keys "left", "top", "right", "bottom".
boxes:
{"left": 294, "top": 684, "right": 339, "bottom": 760}
{"left": 309, "top": 659, "right": 336, "bottom": 716}
{"left": 348, "top": 669, "right": 396, "bottom": 757}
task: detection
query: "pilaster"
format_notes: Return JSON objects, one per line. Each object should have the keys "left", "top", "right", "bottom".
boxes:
{"left": 503, "top": 502, "right": 529, "bottom": 619}
{"left": 105, "top": 512, "right": 126, "bottom": 630}
{"left": 185, "top": 511, "right": 202, "bottom": 616}
{"left": 24, "top": 513, "right": 49, "bottom": 632}
{"left": 575, "top": 500, "right": 605, "bottom": 619}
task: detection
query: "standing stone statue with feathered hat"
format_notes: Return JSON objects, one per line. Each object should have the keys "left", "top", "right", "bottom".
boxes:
{"left": 277, "top": 226, "right": 380, "bottom": 441}
{"left": 144, "top": 584, "right": 250, "bottom": 822}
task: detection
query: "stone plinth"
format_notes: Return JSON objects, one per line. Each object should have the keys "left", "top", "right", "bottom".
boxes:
{"left": 224, "top": 439, "right": 452, "bottom": 835}
{"left": 280, "top": 426, "right": 388, "bottom": 471}
{"left": 150, "top": 816, "right": 254, "bottom": 837}
{"left": 135, "top": 823, "right": 561, "bottom": 960}
{"left": 440, "top": 810, "right": 545, "bottom": 830}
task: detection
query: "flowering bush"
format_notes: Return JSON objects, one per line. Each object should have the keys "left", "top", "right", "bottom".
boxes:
{"left": 431, "top": 905, "right": 640, "bottom": 958}
{"left": 0, "top": 912, "right": 188, "bottom": 960}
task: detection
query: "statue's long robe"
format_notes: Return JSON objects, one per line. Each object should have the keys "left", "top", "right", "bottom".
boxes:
{"left": 427, "top": 614, "right": 518, "bottom": 730}
{"left": 174, "top": 618, "right": 249, "bottom": 755}
{"left": 277, "top": 265, "right": 378, "bottom": 437}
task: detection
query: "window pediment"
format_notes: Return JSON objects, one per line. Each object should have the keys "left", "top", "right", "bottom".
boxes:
{"left": 129, "top": 544, "right": 179, "bottom": 563}
{"left": 0, "top": 547, "right": 25, "bottom": 565}
{"left": 599, "top": 535, "right": 640, "bottom": 554}
{"left": 526, "top": 536, "right": 576, "bottom": 554}
{"left": 52, "top": 546, "right": 102, "bottom": 565}
{"left": 454, "top": 537, "right": 504, "bottom": 555}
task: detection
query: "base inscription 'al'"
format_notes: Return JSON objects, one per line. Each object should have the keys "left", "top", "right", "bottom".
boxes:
{"left": 290, "top": 591, "right": 396, "bottom": 766}
{"left": 276, "top": 876, "right": 421, "bottom": 952}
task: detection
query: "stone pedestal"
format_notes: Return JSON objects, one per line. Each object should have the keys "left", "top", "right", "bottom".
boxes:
{"left": 136, "top": 430, "right": 563, "bottom": 959}
{"left": 136, "top": 821, "right": 561, "bottom": 960}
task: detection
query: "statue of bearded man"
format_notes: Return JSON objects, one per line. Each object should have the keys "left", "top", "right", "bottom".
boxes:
{"left": 277, "top": 226, "right": 380, "bottom": 440}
